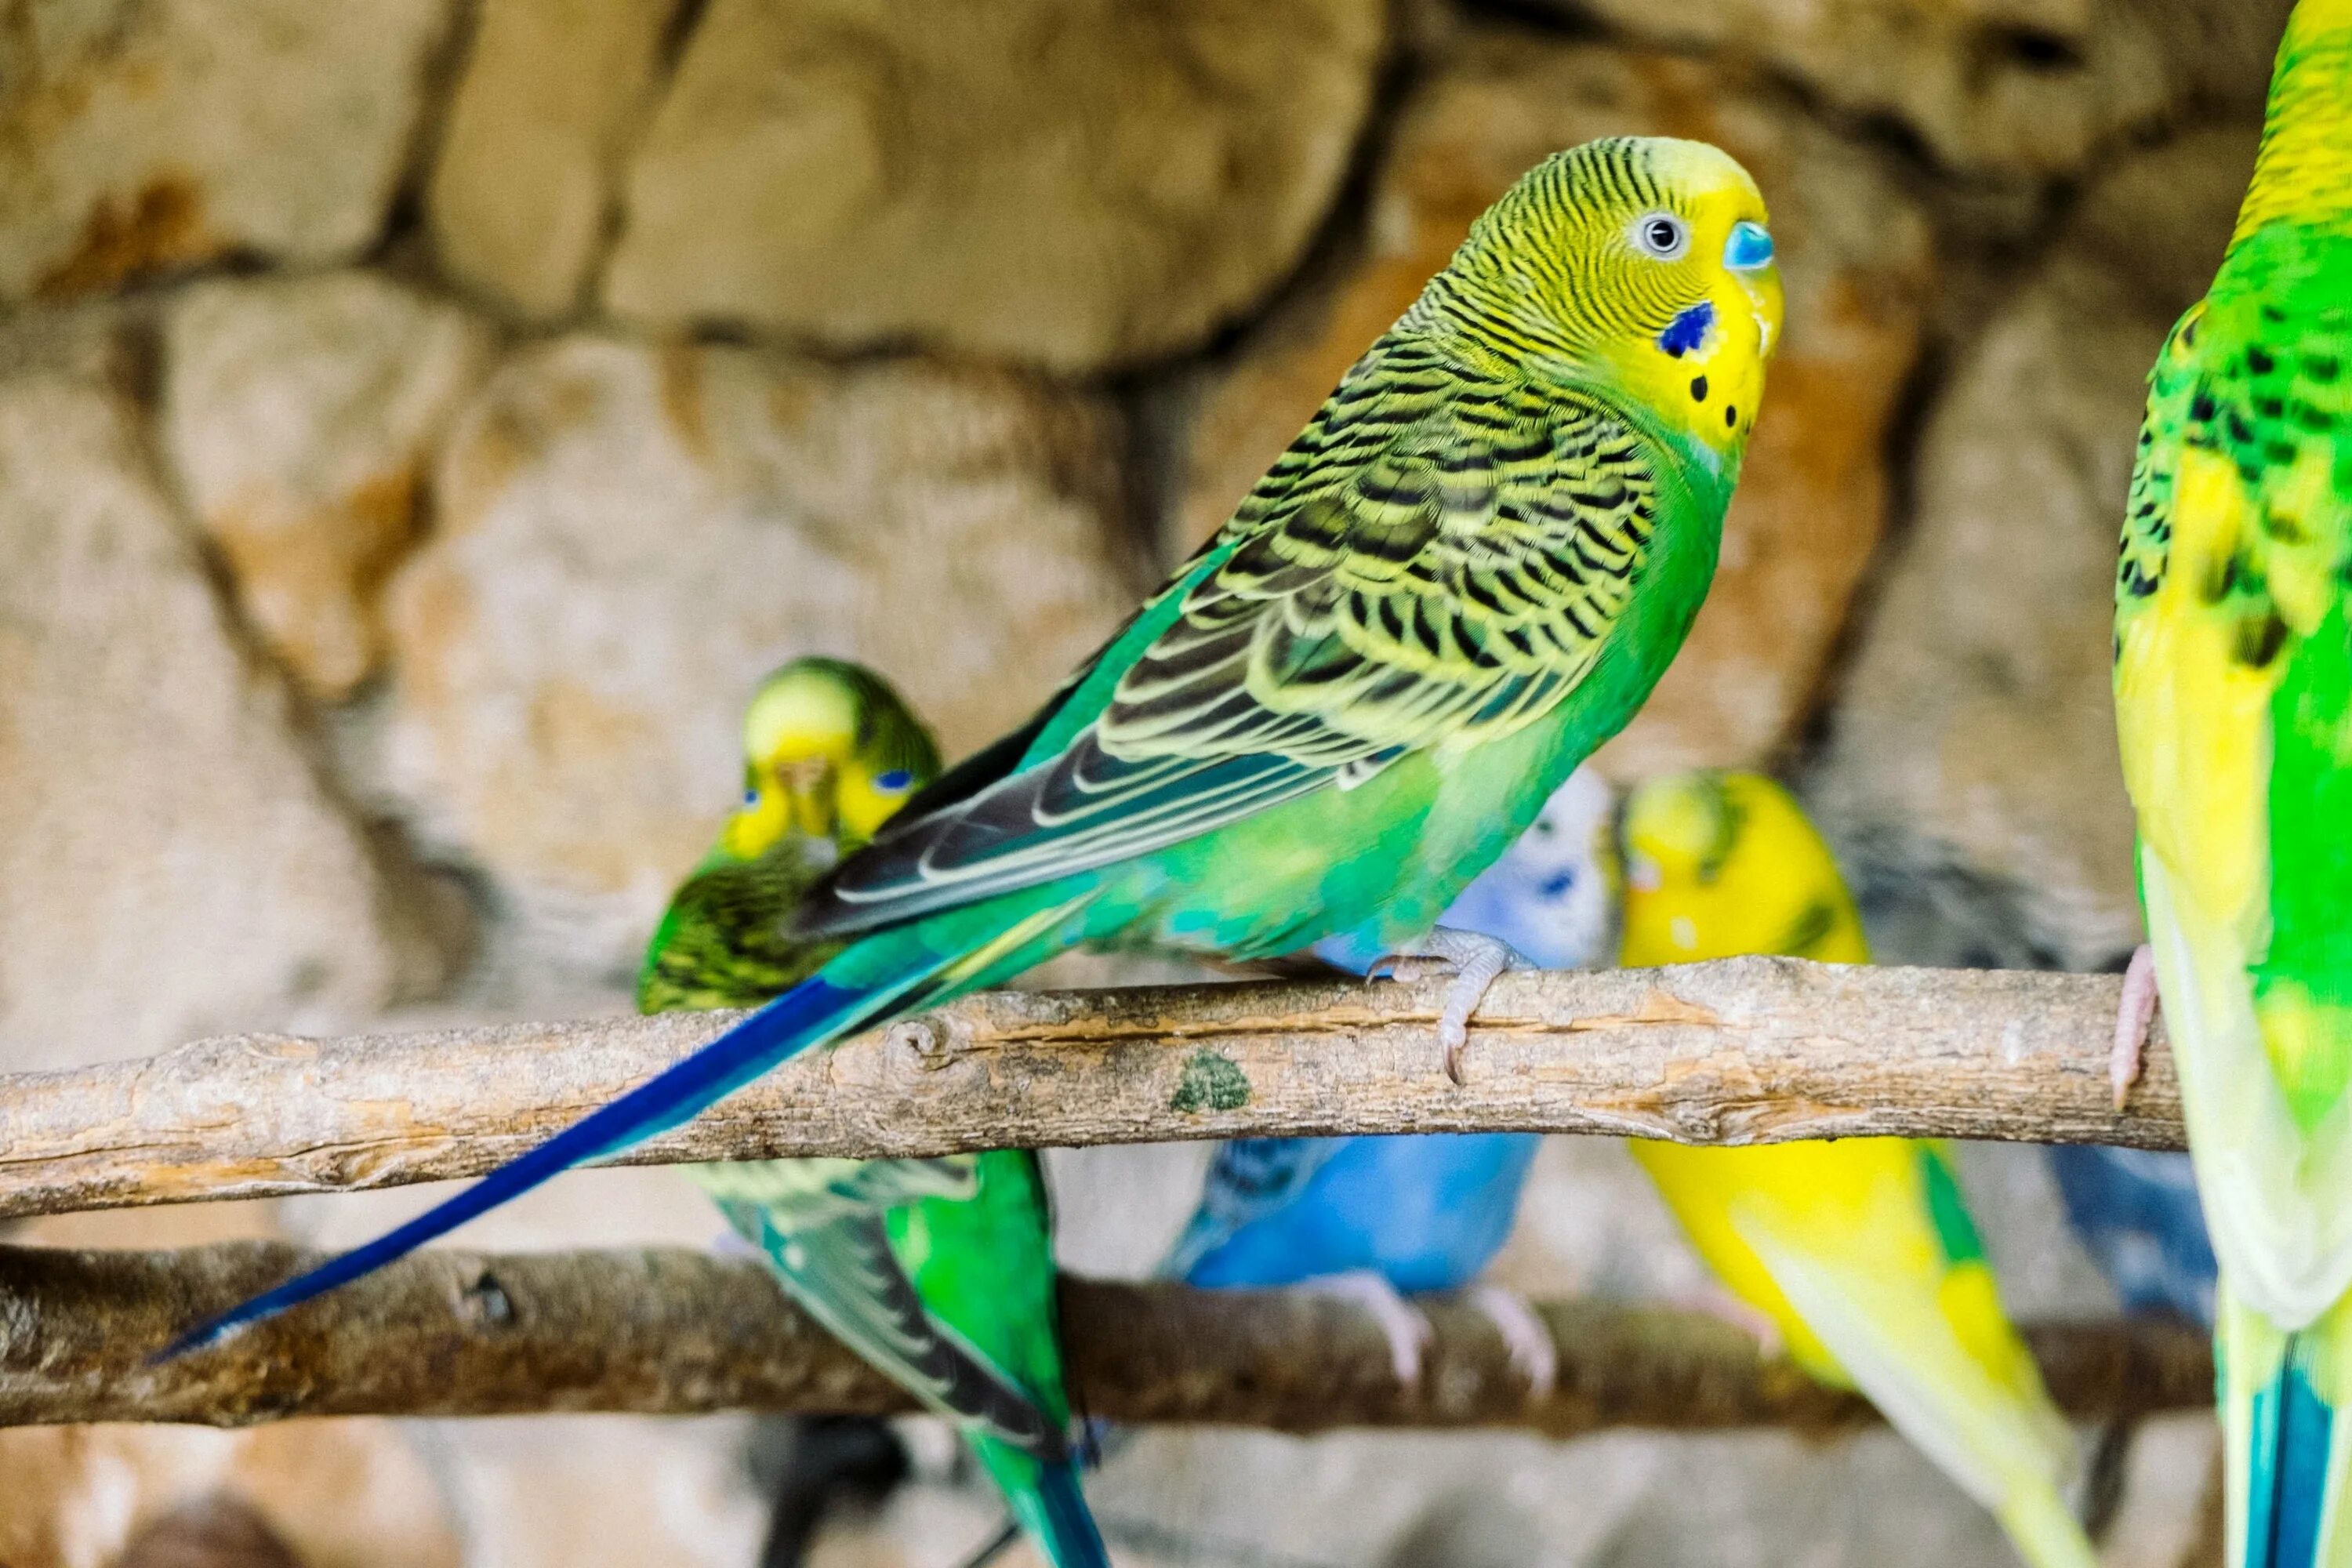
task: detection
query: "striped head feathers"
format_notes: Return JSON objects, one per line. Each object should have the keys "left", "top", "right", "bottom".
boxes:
{"left": 1414, "top": 136, "right": 1783, "bottom": 469}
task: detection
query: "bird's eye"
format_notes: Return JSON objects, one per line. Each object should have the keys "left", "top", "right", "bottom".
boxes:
{"left": 873, "top": 769, "right": 914, "bottom": 793}
{"left": 1633, "top": 212, "right": 1689, "bottom": 260}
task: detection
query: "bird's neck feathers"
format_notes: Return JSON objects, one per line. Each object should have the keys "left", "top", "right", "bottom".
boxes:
{"left": 1403, "top": 278, "right": 1759, "bottom": 491}
{"left": 2233, "top": 0, "right": 2352, "bottom": 241}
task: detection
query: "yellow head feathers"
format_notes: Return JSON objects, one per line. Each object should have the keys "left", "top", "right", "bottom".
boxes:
{"left": 1416, "top": 136, "right": 1784, "bottom": 466}
{"left": 721, "top": 657, "right": 942, "bottom": 861}
{"left": 1617, "top": 769, "right": 1867, "bottom": 967}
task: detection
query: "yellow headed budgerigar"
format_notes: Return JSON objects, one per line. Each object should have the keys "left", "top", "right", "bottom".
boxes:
{"left": 1620, "top": 770, "right": 2095, "bottom": 1568}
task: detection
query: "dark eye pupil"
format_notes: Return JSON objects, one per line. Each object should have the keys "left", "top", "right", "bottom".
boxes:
{"left": 1648, "top": 219, "right": 1679, "bottom": 249}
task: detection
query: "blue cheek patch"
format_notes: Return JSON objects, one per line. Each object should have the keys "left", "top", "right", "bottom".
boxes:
{"left": 1657, "top": 301, "right": 1714, "bottom": 358}
{"left": 874, "top": 769, "right": 914, "bottom": 793}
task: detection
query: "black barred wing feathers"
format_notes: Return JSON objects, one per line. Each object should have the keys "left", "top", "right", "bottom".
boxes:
{"left": 796, "top": 346, "right": 1668, "bottom": 938}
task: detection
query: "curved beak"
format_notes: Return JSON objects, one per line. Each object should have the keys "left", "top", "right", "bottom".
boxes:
{"left": 779, "top": 758, "right": 838, "bottom": 838}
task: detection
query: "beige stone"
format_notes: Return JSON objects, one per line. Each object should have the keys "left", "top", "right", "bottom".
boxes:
{"left": 1173, "top": 34, "right": 1933, "bottom": 778}
{"left": 162, "top": 273, "right": 495, "bottom": 699}
{"left": 410, "top": 1416, "right": 765, "bottom": 1568}
{"left": 0, "top": 0, "right": 455, "bottom": 303}
{"left": 601, "top": 0, "right": 1385, "bottom": 372}
{"left": 0, "top": 1420, "right": 457, "bottom": 1568}
{"left": 377, "top": 336, "right": 1137, "bottom": 980}
{"left": 0, "top": 373, "right": 440, "bottom": 1071}
{"left": 1809, "top": 127, "right": 2259, "bottom": 971}
{"left": 1557, "top": 0, "right": 2292, "bottom": 176}
{"left": 428, "top": 0, "right": 681, "bottom": 319}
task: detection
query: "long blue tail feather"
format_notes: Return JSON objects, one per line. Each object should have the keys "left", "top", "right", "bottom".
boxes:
{"left": 1016, "top": 1460, "right": 1112, "bottom": 1568}
{"left": 2248, "top": 1341, "right": 2335, "bottom": 1568}
{"left": 158, "top": 971, "right": 889, "bottom": 1359}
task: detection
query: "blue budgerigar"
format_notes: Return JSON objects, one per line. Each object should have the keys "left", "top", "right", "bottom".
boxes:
{"left": 2045, "top": 1145, "right": 2218, "bottom": 1327}
{"left": 1167, "top": 768, "right": 1621, "bottom": 1391}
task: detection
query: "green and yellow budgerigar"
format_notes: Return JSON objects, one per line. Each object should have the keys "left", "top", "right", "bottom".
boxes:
{"left": 2111, "top": 3, "right": 2352, "bottom": 1562}
{"left": 1620, "top": 771, "right": 2095, "bottom": 1568}
{"left": 633, "top": 658, "right": 1108, "bottom": 1568}
{"left": 638, "top": 656, "right": 940, "bottom": 1012}
{"left": 169, "top": 137, "right": 1788, "bottom": 1439}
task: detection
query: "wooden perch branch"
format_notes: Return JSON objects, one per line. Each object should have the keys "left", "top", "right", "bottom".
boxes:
{"left": 0, "top": 959, "right": 2181, "bottom": 1223}
{"left": 0, "top": 1241, "right": 2212, "bottom": 1432}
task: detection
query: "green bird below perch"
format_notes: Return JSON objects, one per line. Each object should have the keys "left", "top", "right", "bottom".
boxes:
{"left": 636, "top": 655, "right": 1110, "bottom": 1568}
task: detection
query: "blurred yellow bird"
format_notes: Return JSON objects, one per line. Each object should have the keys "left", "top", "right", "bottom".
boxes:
{"left": 1619, "top": 770, "right": 2096, "bottom": 1568}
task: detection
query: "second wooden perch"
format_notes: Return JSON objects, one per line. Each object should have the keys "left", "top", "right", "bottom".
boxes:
{"left": 0, "top": 1242, "right": 2212, "bottom": 1432}
{"left": 0, "top": 957, "right": 2182, "bottom": 1222}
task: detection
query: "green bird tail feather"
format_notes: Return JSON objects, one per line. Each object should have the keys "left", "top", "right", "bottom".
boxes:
{"left": 2224, "top": 1289, "right": 2352, "bottom": 1568}
{"left": 975, "top": 1441, "right": 1111, "bottom": 1568}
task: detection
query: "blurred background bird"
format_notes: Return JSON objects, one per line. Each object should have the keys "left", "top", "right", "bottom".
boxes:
{"left": 1617, "top": 769, "right": 2098, "bottom": 1568}
{"left": 2043, "top": 1144, "right": 2216, "bottom": 1328}
{"left": 1165, "top": 766, "right": 1621, "bottom": 1392}
{"left": 2109, "top": 2, "right": 2352, "bottom": 1562}
{"left": 635, "top": 657, "right": 1110, "bottom": 1568}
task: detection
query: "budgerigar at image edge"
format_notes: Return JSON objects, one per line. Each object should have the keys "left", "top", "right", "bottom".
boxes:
{"left": 1619, "top": 772, "right": 2097, "bottom": 1568}
{"left": 159, "top": 134, "right": 1784, "bottom": 1460}
{"left": 2111, "top": 2, "right": 2352, "bottom": 1563}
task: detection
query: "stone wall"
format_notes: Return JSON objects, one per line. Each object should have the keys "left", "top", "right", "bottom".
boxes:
{"left": 0, "top": 0, "right": 2288, "bottom": 1564}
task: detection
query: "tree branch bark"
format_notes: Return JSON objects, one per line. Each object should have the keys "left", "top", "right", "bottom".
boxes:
{"left": 0, "top": 959, "right": 2181, "bottom": 1224}
{"left": 0, "top": 959, "right": 2183, "bottom": 1222}
{"left": 0, "top": 1241, "right": 2210, "bottom": 1433}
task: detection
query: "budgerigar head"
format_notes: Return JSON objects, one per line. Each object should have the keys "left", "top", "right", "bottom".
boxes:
{"left": 1417, "top": 136, "right": 1782, "bottom": 469}
{"left": 721, "top": 657, "right": 941, "bottom": 861}
{"left": 1617, "top": 770, "right": 1867, "bottom": 967}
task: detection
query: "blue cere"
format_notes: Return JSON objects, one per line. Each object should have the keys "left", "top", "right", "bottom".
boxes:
{"left": 1725, "top": 220, "right": 1774, "bottom": 270}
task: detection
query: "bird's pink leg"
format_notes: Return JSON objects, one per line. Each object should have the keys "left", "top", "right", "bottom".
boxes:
{"left": 1298, "top": 1271, "right": 1435, "bottom": 1389}
{"left": 1464, "top": 1284, "right": 1559, "bottom": 1397}
{"left": 2113, "top": 943, "right": 2161, "bottom": 1112}
{"left": 1671, "top": 1283, "right": 1785, "bottom": 1359}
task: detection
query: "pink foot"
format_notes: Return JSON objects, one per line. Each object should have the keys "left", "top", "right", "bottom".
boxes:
{"left": 1674, "top": 1284, "right": 1785, "bottom": 1359}
{"left": 1301, "top": 1271, "right": 1435, "bottom": 1389}
{"left": 1465, "top": 1284, "right": 1559, "bottom": 1398}
{"left": 2114, "top": 944, "right": 2160, "bottom": 1112}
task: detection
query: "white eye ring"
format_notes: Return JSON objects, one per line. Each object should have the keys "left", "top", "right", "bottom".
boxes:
{"left": 1633, "top": 212, "right": 1689, "bottom": 260}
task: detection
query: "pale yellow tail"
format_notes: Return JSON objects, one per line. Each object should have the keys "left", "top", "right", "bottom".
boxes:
{"left": 1997, "top": 1479, "right": 2102, "bottom": 1568}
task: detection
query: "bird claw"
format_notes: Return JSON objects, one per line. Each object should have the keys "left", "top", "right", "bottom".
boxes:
{"left": 1383, "top": 955, "right": 1457, "bottom": 986}
{"left": 2113, "top": 944, "right": 2160, "bottom": 1112}
{"left": 1300, "top": 1271, "right": 1434, "bottom": 1390}
{"left": 1465, "top": 1284, "right": 1559, "bottom": 1398}
{"left": 1373, "top": 927, "right": 1541, "bottom": 1085}
{"left": 1674, "top": 1285, "right": 1785, "bottom": 1359}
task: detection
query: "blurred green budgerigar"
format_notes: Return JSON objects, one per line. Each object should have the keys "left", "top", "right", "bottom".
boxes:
{"left": 635, "top": 658, "right": 1109, "bottom": 1567}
